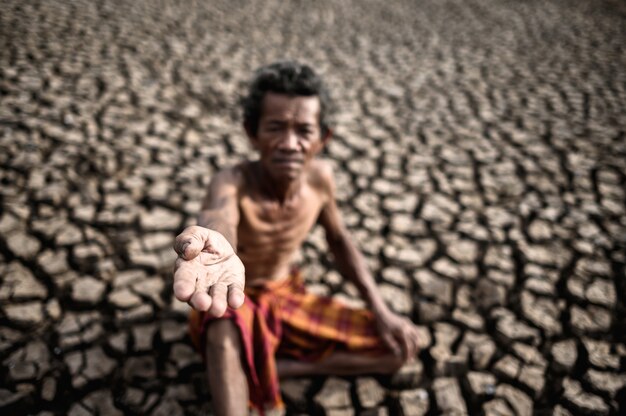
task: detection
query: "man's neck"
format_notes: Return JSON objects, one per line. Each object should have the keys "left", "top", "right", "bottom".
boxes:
{"left": 255, "top": 163, "right": 304, "bottom": 206}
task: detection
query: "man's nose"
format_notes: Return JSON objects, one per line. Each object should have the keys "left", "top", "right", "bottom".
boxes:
{"left": 279, "top": 130, "right": 299, "bottom": 150}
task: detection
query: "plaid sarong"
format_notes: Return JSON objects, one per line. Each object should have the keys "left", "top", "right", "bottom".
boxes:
{"left": 189, "top": 270, "right": 387, "bottom": 414}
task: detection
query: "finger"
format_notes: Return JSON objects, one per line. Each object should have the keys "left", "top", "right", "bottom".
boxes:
{"left": 174, "top": 226, "right": 209, "bottom": 260}
{"left": 227, "top": 283, "right": 245, "bottom": 309}
{"left": 412, "top": 328, "right": 421, "bottom": 354}
{"left": 406, "top": 324, "right": 420, "bottom": 359}
{"left": 403, "top": 324, "right": 418, "bottom": 360}
{"left": 208, "top": 282, "right": 229, "bottom": 317}
{"left": 173, "top": 259, "right": 198, "bottom": 302}
{"left": 189, "top": 289, "right": 212, "bottom": 312}
{"left": 410, "top": 333, "right": 419, "bottom": 359}
{"left": 400, "top": 331, "right": 412, "bottom": 361}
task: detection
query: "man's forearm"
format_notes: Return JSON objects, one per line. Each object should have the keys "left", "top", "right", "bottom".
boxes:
{"left": 197, "top": 209, "right": 238, "bottom": 250}
{"left": 330, "top": 235, "right": 389, "bottom": 314}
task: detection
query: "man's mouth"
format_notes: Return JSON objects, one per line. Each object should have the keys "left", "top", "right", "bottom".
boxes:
{"left": 272, "top": 158, "right": 303, "bottom": 166}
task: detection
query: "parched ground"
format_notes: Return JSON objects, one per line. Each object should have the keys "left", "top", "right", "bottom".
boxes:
{"left": 1, "top": 0, "right": 625, "bottom": 414}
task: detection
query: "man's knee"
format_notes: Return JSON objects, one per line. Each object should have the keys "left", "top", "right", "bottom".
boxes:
{"left": 205, "top": 319, "right": 241, "bottom": 354}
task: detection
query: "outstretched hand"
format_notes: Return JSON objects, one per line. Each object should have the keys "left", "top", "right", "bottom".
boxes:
{"left": 173, "top": 225, "right": 245, "bottom": 317}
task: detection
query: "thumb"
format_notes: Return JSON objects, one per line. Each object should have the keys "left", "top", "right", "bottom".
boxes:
{"left": 175, "top": 226, "right": 212, "bottom": 260}
{"left": 381, "top": 330, "right": 401, "bottom": 357}
{"left": 181, "top": 235, "right": 204, "bottom": 260}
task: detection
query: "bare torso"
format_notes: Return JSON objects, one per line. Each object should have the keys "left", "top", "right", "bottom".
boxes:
{"left": 235, "top": 161, "right": 329, "bottom": 284}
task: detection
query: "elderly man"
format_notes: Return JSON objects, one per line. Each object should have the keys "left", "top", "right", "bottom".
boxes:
{"left": 173, "top": 61, "right": 420, "bottom": 415}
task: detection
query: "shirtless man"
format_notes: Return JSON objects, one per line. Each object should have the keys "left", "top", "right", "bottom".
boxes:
{"left": 173, "top": 61, "right": 420, "bottom": 415}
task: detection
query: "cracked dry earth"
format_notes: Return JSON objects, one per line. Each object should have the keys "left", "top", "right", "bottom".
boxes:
{"left": 1, "top": 0, "right": 625, "bottom": 415}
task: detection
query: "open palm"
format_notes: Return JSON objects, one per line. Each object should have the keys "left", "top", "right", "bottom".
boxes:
{"left": 173, "top": 226, "right": 245, "bottom": 316}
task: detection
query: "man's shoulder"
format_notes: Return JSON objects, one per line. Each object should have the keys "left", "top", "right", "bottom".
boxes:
{"left": 310, "top": 158, "right": 333, "bottom": 176}
{"left": 307, "top": 158, "right": 335, "bottom": 194}
{"left": 211, "top": 163, "right": 248, "bottom": 189}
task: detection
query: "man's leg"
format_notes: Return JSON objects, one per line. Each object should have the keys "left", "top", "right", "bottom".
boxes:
{"left": 277, "top": 352, "right": 404, "bottom": 378}
{"left": 205, "top": 319, "right": 248, "bottom": 416}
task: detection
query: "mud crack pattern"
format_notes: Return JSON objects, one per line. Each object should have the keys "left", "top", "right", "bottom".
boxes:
{"left": 1, "top": 0, "right": 625, "bottom": 414}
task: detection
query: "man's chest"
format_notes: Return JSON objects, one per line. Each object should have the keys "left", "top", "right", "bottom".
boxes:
{"left": 237, "top": 191, "right": 324, "bottom": 247}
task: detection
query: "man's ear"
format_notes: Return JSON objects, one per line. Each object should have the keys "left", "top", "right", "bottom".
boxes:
{"left": 319, "top": 127, "right": 333, "bottom": 149}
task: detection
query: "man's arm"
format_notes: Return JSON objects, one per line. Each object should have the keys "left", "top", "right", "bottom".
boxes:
{"left": 316, "top": 162, "right": 420, "bottom": 360}
{"left": 172, "top": 167, "right": 245, "bottom": 316}
{"left": 197, "top": 167, "right": 241, "bottom": 248}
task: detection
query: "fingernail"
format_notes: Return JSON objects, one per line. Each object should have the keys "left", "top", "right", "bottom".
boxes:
{"left": 182, "top": 242, "right": 190, "bottom": 254}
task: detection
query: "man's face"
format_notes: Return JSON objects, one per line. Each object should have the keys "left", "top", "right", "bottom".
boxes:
{"left": 248, "top": 92, "right": 329, "bottom": 182}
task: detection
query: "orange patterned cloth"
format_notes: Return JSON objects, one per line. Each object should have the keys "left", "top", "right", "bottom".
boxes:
{"left": 189, "top": 270, "right": 387, "bottom": 414}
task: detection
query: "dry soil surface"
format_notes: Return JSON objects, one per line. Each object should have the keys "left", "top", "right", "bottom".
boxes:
{"left": 1, "top": 0, "right": 625, "bottom": 415}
